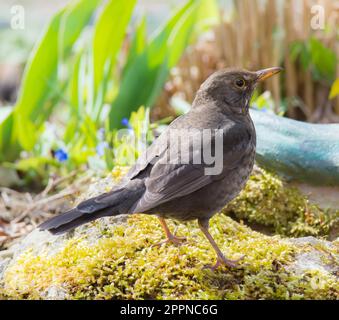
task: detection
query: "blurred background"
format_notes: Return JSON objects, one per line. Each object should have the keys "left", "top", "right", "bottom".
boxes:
{"left": 1, "top": 0, "right": 338, "bottom": 121}
{"left": 0, "top": 0, "right": 338, "bottom": 242}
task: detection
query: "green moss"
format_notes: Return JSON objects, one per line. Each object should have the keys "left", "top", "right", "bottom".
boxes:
{"left": 1, "top": 214, "right": 338, "bottom": 300}
{"left": 224, "top": 168, "right": 339, "bottom": 238}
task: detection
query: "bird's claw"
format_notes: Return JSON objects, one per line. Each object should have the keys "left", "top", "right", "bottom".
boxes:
{"left": 152, "top": 235, "right": 187, "bottom": 247}
{"left": 203, "top": 254, "right": 245, "bottom": 271}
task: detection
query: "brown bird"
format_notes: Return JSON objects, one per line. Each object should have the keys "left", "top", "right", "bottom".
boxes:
{"left": 39, "top": 67, "right": 282, "bottom": 270}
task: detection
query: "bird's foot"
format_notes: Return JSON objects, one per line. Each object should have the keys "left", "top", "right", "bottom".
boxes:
{"left": 204, "top": 254, "right": 245, "bottom": 271}
{"left": 152, "top": 234, "right": 187, "bottom": 247}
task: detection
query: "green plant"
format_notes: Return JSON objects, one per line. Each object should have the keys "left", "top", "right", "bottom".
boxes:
{"left": 0, "top": 0, "right": 101, "bottom": 162}
{"left": 0, "top": 0, "right": 218, "bottom": 182}
{"left": 109, "top": 0, "right": 217, "bottom": 129}
{"left": 290, "top": 37, "right": 337, "bottom": 83}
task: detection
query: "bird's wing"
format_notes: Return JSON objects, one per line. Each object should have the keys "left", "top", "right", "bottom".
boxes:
{"left": 131, "top": 123, "right": 253, "bottom": 213}
{"left": 119, "top": 136, "right": 165, "bottom": 184}
{"left": 123, "top": 116, "right": 185, "bottom": 182}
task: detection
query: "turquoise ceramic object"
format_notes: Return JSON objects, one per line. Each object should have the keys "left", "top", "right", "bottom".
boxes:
{"left": 250, "top": 109, "right": 339, "bottom": 186}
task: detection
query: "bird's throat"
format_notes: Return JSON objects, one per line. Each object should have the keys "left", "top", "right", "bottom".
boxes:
{"left": 242, "top": 101, "right": 249, "bottom": 115}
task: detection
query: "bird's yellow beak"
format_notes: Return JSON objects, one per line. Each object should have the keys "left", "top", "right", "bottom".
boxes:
{"left": 256, "top": 67, "right": 283, "bottom": 81}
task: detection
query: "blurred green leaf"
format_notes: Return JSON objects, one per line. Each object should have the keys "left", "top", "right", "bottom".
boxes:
{"left": 92, "top": 0, "right": 136, "bottom": 119}
{"left": 65, "top": 50, "right": 87, "bottom": 144}
{"left": 64, "top": 117, "right": 79, "bottom": 144}
{"left": 0, "top": 0, "right": 101, "bottom": 161}
{"left": 104, "top": 147, "right": 115, "bottom": 171}
{"left": 167, "top": 4, "right": 197, "bottom": 67}
{"left": 0, "top": 0, "right": 219, "bottom": 180}
{"left": 290, "top": 42, "right": 302, "bottom": 62}
{"left": 14, "top": 113, "right": 39, "bottom": 150}
{"left": 69, "top": 50, "right": 83, "bottom": 118}
{"left": 290, "top": 41, "right": 311, "bottom": 70}
{"left": 0, "top": 113, "right": 18, "bottom": 162}
{"left": 14, "top": 156, "right": 59, "bottom": 175}
{"left": 291, "top": 38, "right": 337, "bottom": 82}
{"left": 16, "top": 0, "right": 101, "bottom": 123}
{"left": 309, "top": 38, "right": 336, "bottom": 81}
{"left": 109, "top": 0, "right": 212, "bottom": 129}
{"left": 190, "top": 0, "right": 219, "bottom": 42}
{"left": 123, "top": 16, "right": 147, "bottom": 76}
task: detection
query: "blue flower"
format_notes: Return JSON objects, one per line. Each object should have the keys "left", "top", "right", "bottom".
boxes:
{"left": 96, "top": 141, "right": 109, "bottom": 157}
{"left": 121, "top": 118, "right": 132, "bottom": 129}
{"left": 97, "top": 128, "right": 105, "bottom": 141}
{"left": 54, "top": 148, "right": 68, "bottom": 162}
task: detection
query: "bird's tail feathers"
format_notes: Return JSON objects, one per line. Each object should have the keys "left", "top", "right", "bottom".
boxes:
{"left": 39, "top": 181, "right": 145, "bottom": 235}
{"left": 39, "top": 190, "right": 127, "bottom": 234}
{"left": 39, "top": 207, "right": 113, "bottom": 235}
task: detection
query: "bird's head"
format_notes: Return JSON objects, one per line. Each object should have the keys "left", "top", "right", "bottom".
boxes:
{"left": 195, "top": 67, "right": 283, "bottom": 115}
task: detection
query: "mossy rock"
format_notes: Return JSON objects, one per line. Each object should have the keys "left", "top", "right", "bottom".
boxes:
{"left": 0, "top": 167, "right": 338, "bottom": 300}
{"left": 224, "top": 168, "right": 339, "bottom": 238}
{"left": 0, "top": 214, "right": 338, "bottom": 300}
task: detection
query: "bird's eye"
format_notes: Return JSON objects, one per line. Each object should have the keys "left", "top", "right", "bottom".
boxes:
{"left": 235, "top": 78, "right": 245, "bottom": 88}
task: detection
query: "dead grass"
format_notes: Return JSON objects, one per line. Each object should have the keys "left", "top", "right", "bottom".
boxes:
{"left": 0, "top": 172, "right": 90, "bottom": 250}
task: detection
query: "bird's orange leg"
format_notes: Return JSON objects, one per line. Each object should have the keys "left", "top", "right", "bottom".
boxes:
{"left": 198, "top": 218, "right": 244, "bottom": 270}
{"left": 153, "top": 217, "right": 186, "bottom": 247}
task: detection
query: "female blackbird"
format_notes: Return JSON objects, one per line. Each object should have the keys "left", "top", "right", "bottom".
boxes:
{"left": 40, "top": 67, "right": 282, "bottom": 270}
